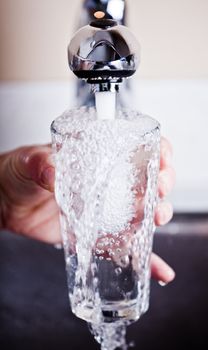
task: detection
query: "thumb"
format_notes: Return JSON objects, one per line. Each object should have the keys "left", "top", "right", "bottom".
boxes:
{"left": 0, "top": 145, "right": 55, "bottom": 195}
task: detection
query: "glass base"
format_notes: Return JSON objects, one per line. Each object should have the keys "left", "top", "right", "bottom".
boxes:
{"left": 71, "top": 298, "right": 148, "bottom": 324}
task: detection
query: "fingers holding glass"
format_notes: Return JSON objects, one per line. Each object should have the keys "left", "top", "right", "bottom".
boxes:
{"left": 160, "top": 137, "right": 173, "bottom": 169}
{"left": 151, "top": 253, "right": 175, "bottom": 284}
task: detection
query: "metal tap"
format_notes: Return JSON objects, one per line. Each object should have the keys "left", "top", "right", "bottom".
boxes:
{"left": 72, "top": 0, "right": 139, "bottom": 106}
{"left": 81, "top": 0, "right": 126, "bottom": 26}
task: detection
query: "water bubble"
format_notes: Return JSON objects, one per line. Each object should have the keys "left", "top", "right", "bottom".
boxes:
{"left": 129, "top": 341, "right": 135, "bottom": 348}
{"left": 93, "top": 277, "right": 99, "bottom": 288}
{"left": 109, "top": 238, "right": 115, "bottom": 245}
{"left": 91, "top": 263, "right": 98, "bottom": 275}
{"left": 120, "top": 235, "right": 127, "bottom": 242}
{"left": 120, "top": 255, "right": 129, "bottom": 267}
{"left": 71, "top": 180, "right": 81, "bottom": 193}
{"left": 70, "top": 154, "right": 77, "bottom": 162}
{"left": 115, "top": 267, "right": 122, "bottom": 275}
{"left": 109, "top": 250, "right": 115, "bottom": 257}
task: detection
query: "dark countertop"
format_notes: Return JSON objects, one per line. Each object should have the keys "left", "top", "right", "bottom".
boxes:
{"left": 0, "top": 230, "right": 208, "bottom": 350}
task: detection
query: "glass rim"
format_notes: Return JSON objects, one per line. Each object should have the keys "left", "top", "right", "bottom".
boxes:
{"left": 51, "top": 107, "right": 160, "bottom": 138}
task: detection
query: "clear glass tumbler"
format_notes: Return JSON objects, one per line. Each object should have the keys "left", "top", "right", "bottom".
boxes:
{"left": 51, "top": 106, "right": 160, "bottom": 325}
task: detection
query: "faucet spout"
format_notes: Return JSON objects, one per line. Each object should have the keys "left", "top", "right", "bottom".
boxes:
{"left": 75, "top": 0, "right": 130, "bottom": 107}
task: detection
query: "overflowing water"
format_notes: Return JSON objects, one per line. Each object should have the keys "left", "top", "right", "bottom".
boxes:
{"left": 51, "top": 106, "right": 160, "bottom": 350}
{"left": 89, "top": 322, "right": 129, "bottom": 350}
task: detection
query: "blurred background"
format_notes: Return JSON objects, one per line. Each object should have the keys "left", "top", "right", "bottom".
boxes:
{"left": 0, "top": 0, "right": 208, "bottom": 213}
{"left": 1, "top": 1, "right": 208, "bottom": 349}
{"left": 1, "top": 0, "right": 208, "bottom": 80}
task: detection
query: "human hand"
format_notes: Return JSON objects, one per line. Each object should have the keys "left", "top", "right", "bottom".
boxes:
{"left": 0, "top": 137, "right": 175, "bottom": 283}
{"left": 152, "top": 136, "right": 176, "bottom": 284}
{"left": 0, "top": 145, "right": 58, "bottom": 242}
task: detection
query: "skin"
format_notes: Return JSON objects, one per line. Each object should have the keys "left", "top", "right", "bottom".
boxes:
{"left": 0, "top": 137, "right": 176, "bottom": 284}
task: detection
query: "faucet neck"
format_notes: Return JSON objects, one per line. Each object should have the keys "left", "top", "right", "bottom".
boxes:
{"left": 83, "top": 0, "right": 126, "bottom": 25}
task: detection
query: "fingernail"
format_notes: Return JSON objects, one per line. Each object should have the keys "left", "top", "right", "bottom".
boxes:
{"left": 158, "top": 270, "right": 175, "bottom": 287}
{"left": 158, "top": 266, "right": 175, "bottom": 286}
{"left": 41, "top": 166, "right": 55, "bottom": 189}
{"left": 54, "top": 243, "right": 63, "bottom": 250}
{"left": 158, "top": 280, "right": 168, "bottom": 287}
{"left": 165, "top": 267, "right": 176, "bottom": 283}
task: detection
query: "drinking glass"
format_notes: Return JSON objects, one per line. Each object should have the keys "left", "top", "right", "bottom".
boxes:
{"left": 51, "top": 106, "right": 160, "bottom": 325}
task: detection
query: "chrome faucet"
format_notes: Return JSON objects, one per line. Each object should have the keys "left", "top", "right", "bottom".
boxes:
{"left": 74, "top": 0, "right": 138, "bottom": 107}
{"left": 81, "top": 0, "right": 126, "bottom": 25}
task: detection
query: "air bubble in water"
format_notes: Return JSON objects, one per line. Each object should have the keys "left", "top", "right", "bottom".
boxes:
{"left": 115, "top": 267, "right": 122, "bottom": 275}
{"left": 120, "top": 255, "right": 130, "bottom": 267}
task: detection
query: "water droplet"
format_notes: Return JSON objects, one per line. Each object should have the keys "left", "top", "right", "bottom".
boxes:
{"left": 120, "top": 255, "right": 129, "bottom": 267}
{"left": 109, "top": 250, "right": 115, "bottom": 257}
{"left": 109, "top": 238, "right": 115, "bottom": 245}
{"left": 115, "top": 267, "right": 122, "bottom": 275}
{"left": 129, "top": 341, "right": 135, "bottom": 348}
{"left": 70, "top": 154, "right": 77, "bottom": 162}
{"left": 71, "top": 161, "right": 80, "bottom": 170}
{"left": 93, "top": 277, "right": 99, "bottom": 288}
{"left": 71, "top": 180, "right": 81, "bottom": 193}
{"left": 91, "top": 263, "right": 98, "bottom": 275}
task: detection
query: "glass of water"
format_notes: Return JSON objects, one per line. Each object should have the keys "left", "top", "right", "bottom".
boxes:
{"left": 51, "top": 106, "right": 160, "bottom": 325}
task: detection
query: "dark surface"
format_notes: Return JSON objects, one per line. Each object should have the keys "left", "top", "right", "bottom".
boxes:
{"left": 0, "top": 230, "right": 208, "bottom": 350}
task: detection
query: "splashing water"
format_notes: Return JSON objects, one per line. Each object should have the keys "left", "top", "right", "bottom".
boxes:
{"left": 52, "top": 107, "right": 160, "bottom": 350}
{"left": 89, "top": 322, "right": 128, "bottom": 350}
